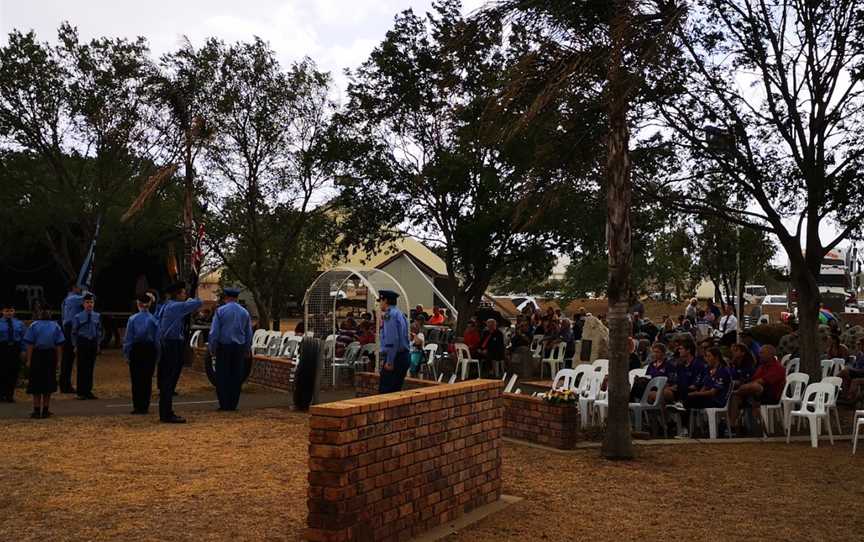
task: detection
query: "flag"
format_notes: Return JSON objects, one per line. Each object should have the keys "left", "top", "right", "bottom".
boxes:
{"left": 191, "top": 222, "right": 205, "bottom": 277}
{"left": 76, "top": 215, "right": 102, "bottom": 291}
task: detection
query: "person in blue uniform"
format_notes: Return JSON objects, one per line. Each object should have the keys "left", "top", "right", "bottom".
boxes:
{"left": 0, "top": 300, "right": 27, "bottom": 402}
{"left": 59, "top": 282, "right": 85, "bottom": 393}
{"left": 377, "top": 290, "right": 410, "bottom": 393}
{"left": 24, "top": 306, "right": 65, "bottom": 418}
{"left": 157, "top": 282, "right": 203, "bottom": 423}
{"left": 72, "top": 293, "right": 102, "bottom": 400}
{"left": 209, "top": 288, "right": 252, "bottom": 411}
{"left": 124, "top": 295, "right": 159, "bottom": 414}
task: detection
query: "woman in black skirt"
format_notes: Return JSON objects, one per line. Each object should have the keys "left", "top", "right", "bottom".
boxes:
{"left": 23, "top": 307, "right": 65, "bottom": 418}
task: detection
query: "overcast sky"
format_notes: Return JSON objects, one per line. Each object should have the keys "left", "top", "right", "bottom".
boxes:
{"left": 0, "top": 0, "right": 484, "bottom": 99}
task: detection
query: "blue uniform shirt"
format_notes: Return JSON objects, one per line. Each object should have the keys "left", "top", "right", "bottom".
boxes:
{"left": 380, "top": 305, "right": 409, "bottom": 364}
{"left": 701, "top": 365, "right": 732, "bottom": 407}
{"left": 158, "top": 298, "right": 203, "bottom": 342}
{"left": 24, "top": 320, "right": 65, "bottom": 350}
{"left": 123, "top": 311, "right": 159, "bottom": 359}
{"left": 1, "top": 317, "right": 27, "bottom": 352}
{"left": 208, "top": 301, "right": 253, "bottom": 354}
{"left": 72, "top": 310, "right": 102, "bottom": 346}
{"left": 676, "top": 358, "right": 706, "bottom": 391}
{"left": 62, "top": 292, "right": 85, "bottom": 326}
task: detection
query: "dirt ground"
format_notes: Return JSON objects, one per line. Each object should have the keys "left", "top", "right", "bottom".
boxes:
{"left": 11, "top": 349, "right": 257, "bottom": 403}
{"left": 3, "top": 405, "right": 864, "bottom": 541}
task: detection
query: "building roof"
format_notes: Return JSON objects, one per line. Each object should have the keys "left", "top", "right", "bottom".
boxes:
{"left": 334, "top": 236, "right": 448, "bottom": 277}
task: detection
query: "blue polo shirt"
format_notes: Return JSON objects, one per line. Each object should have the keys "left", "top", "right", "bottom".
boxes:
{"left": 701, "top": 366, "right": 732, "bottom": 407}
{"left": 24, "top": 320, "right": 65, "bottom": 350}
{"left": 677, "top": 358, "right": 707, "bottom": 391}
{"left": 0, "top": 317, "right": 27, "bottom": 352}
{"left": 158, "top": 298, "right": 203, "bottom": 342}
{"left": 208, "top": 301, "right": 253, "bottom": 353}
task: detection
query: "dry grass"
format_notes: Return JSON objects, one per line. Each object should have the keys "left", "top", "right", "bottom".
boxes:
{"left": 451, "top": 442, "right": 864, "bottom": 542}
{"left": 0, "top": 408, "right": 310, "bottom": 542}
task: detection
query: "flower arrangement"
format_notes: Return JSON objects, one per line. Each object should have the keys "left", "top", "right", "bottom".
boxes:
{"left": 542, "top": 389, "right": 578, "bottom": 405}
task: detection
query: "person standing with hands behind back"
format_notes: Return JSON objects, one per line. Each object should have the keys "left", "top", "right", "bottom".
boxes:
{"left": 123, "top": 295, "right": 159, "bottom": 415}
{"left": 24, "top": 305, "right": 65, "bottom": 418}
{"left": 377, "top": 290, "right": 410, "bottom": 393}
{"left": 72, "top": 293, "right": 101, "bottom": 400}
{"left": 208, "top": 288, "right": 252, "bottom": 411}
{"left": 0, "top": 300, "right": 26, "bottom": 402}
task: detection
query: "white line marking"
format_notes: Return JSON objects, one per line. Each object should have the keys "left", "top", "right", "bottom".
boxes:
{"left": 106, "top": 400, "right": 218, "bottom": 408}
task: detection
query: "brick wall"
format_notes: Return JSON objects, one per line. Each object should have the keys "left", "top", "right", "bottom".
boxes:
{"left": 354, "top": 372, "right": 440, "bottom": 397}
{"left": 306, "top": 380, "right": 503, "bottom": 542}
{"left": 191, "top": 347, "right": 295, "bottom": 391}
{"left": 502, "top": 393, "right": 580, "bottom": 450}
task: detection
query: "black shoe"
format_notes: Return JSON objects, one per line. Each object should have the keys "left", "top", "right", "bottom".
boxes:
{"left": 160, "top": 415, "right": 186, "bottom": 424}
{"left": 61, "top": 387, "right": 76, "bottom": 394}
{"left": 130, "top": 410, "right": 148, "bottom": 415}
{"left": 85, "top": 393, "right": 98, "bottom": 400}
{"left": 41, "top": 410, "right": 52, "bottom": 419}
{"left": 75, "top": 395, "right": 88, "bottom": 400}
{"left": 30, "top": 410, "right": 41, "bottom": 419}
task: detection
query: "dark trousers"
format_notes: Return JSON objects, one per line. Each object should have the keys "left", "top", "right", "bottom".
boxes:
{"left": 76, "top": 338, "right": 98, "bottom": 396}
{"left": 0, "top": 344, "right": 20, "bottom": 399}
{"left": 378, "top": 350, "right": 410, "bottom": 394}
{"left": 215, "top": 343, "right": 246, "bottom": 410}
{"left": 158, "top": 340, "right": 185, "bottom": 420}
{"left": 60, "top": 323, "right": 75, "bottom": 391}
{"left": 129, "top": 342, "right": 157, "bottom": 413}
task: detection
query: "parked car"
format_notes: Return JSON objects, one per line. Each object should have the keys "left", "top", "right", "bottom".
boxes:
{"left": 761, "top": 295, "right": 788, "bottom": 307}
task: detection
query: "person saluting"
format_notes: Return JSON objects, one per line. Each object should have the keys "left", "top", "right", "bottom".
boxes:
{"left": 156, "top": 282, "right": 203, "bottom": 424}
{"left": 209, "top": 288, "right": 253, "bottom": 411}
{"left": 123, "top": 295, "right": 159, "bottom": 415}
{"left": 377, "top": 290, "right": 410, "bottom": 393}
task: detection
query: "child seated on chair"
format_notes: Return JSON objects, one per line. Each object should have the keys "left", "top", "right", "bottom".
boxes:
{"left": 728, "top": 343, "right": 757, "bottom": 389}
{"left": 682, "top": 347, "right": 731, "bottom": 429}
{"left": 634, "top": 343, "right": 674, "bottom": 403}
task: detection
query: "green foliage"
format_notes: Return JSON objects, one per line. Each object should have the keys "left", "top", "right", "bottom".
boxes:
{"left": 329, "top": 0, "right": 604, "bottom": 328}
{"left": 200, "top": 39, "right": 338, "bottom": 324}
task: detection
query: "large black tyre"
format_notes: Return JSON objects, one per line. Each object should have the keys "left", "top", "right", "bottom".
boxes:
{"left": 204, "top": 350, "right": 253, "bottom": 387}
{"left": 293, "top": 338, "right": 320, "bottom": 411}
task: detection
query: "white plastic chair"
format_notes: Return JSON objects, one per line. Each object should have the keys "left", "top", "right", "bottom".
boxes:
{"left": 280, "top": 337, "right": 301, "bottom": 359}
{"left": 592, "top": 358, "right": 610, "bottom": 372}
{"left": 551, "top": 369, "right": 579, "bottom": 392}
{"left": 455, "top": 343, "right": 481, "bottom": 380}
{"left": 357, "top": 343, "right": 377, "bottom": 371}
{"left": 689, "top": 384, "right": 734, "bottom": 439}
{"left": 572, "top": 364, "right": 594, "bottom": 395}
{"left": 784, "top": 357, "right": 800, "bottom": 375}
{"left": 818, "top": 376, "right": 843, "bottom": 434}
{"left": 504, "top": 374, "right": 518, "bottom": 394}
{"left": 332, "top": 342, "right": 362, "bottom": 387}
{"left": 629, "top": 376, "right": 668, "bottom": 435}
{"left": 189, "top": 330, "right": 202, "bottom": 348}
{"left": 422, "top": 343, "right": 439, "bottom": 380}
{"left": 530, "top": 334, "right": 545, "bottom": 364}
{"left": 594, "top": 368, "right": 645, "bottom": 424}
{"left": 821, "top": 358, "right": 846, "bottom": 379}
{"left": 579, "top": 368, "right": 607, "bottom": 429}
{"left": 251, "top": 329, "right": 268, "bottom": 354}
{"left": 540, "top": 343, "right": 566, "bottom": 379}
{"left": 760, "top": 372, "right": 809, "bottom": 435}
{"left": 266, "top": 331, "right": 284, "bottom": 356}
{"left": 437, "top": 374, "right": 444, "bottom": 383}
{"left": 448, "top": 374, "right": 457, "bottom": 384}
{"left": 787, "top": 382, "right": 835, "bottom": 448}
{"left": 852, "top": 410, "right": 864, "bottom": 454}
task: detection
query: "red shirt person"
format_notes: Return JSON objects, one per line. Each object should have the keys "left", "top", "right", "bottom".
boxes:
{"left": 727, "top": 344, "right": 787, "bottom": 436}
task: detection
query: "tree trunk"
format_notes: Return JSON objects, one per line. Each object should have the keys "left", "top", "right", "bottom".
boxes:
{"left": 790, "top": 262, "right": 821, "bottom": 380}
{"left": 601, "top": 0, "right": 634, "bottom": 461}
{"left": 453, "top": 291, "right": 479, "bottom": 337}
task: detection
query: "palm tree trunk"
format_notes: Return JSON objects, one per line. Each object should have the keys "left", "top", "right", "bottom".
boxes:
{"left": 601, "top": 0, "right": 635, "bottom": 461}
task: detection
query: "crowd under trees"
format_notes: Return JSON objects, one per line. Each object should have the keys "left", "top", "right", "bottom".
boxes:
{"left": 1, "top": 0, "right": 863, "bottom": 458}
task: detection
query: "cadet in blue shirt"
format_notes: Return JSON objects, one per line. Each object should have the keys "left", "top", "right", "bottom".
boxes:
{"left": 72, "top": 293, "right": 102, "bottom": 400}
{"left": 682, "top": 347, "right": 732, "bottom": 436}
{"left": 156, "top": 282, "right": 203, "bottom": 423}
{"left": 209, "top": 288, "right": 252, "bottom": 411}
{"left": 24, "top": 306, "right": 65, "bottom": 418}
{"left": 59, "top": 282, "right": 85, "bottom": 393}
{"left": 124, "top": 295, "right": 159, "bottom": 415}
{"left": 377, "top": 290, "right": 410, "bottom": 393}
{"left": 0, "top": 300, "right": 27, "bottom": 402}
